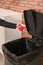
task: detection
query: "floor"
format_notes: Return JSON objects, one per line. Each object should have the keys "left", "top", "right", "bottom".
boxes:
{"left": 0, "top": 53, "right": 4, "bottom": 65}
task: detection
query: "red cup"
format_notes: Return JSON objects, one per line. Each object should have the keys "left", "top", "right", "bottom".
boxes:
{"left": 18, "top": 24, "right": 25, "bottom": 31}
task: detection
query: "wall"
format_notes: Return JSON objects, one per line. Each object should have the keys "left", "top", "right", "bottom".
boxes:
{"left": 0, "top": 0, "right": 43, "bottom": 65}
{"left": 0, "top": 8, "right": 22, "bottom": 53}
{"left": 0, "top": 0, "right": 43, "bottom": 12}
{"left": 5, "top": 14, "right": 22, "bottom": 42}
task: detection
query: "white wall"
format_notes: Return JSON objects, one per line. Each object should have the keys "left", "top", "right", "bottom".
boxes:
{"left": 0, "top": 8, "right": 22, "bottom": 53}
{"left": 5, "top": 15, "right": 22, "bottom": 43}
{"left": 0, "top": 27, "right": 5, "bottom": 53}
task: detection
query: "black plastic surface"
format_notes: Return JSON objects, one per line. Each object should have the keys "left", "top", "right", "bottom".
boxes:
{"left": 24, "top": 10, "right": 43, "bottom": 40}
{"left": 2, "top": 38, "right": 38, "bottom": 56}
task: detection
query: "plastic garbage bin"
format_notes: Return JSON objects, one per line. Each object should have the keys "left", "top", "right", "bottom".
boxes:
{"left": 2, "top": 10, "right": 43, "bottom": 65}
{"left": 2, "top": 38, "right": 42, "bottom": 65}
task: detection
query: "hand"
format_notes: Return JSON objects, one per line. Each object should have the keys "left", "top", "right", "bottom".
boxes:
{"left": 17, "top": 24, "right": 25, "bottom": 31}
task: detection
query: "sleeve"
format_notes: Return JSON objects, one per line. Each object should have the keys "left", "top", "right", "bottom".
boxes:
{"left": 0, "top": 19, "right": 17, "bottom": 29}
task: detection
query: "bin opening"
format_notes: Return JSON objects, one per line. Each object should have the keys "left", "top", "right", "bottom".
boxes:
{"left": 3, "top": 38, "right": 38, "bottom": 56}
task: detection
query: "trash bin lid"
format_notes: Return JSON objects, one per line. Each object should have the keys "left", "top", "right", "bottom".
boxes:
{"left": 24, "top": 10, "right": 43, "bottom": 40}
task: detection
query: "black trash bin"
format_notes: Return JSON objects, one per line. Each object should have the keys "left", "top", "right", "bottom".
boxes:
{"left": 2, "top": 37, "right": 42, "bottom": 65}
{"left": 2, "top": 10, "right": 43, "bottom": 65}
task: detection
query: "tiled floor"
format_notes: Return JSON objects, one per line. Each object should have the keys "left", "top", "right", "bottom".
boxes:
{"left": 0, "top": 53, "right": 4, "bottom": 65}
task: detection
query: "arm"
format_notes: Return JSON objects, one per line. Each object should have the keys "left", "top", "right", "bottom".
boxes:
{"left": 0, "top": 19, "right": 17, "bottom": 29}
